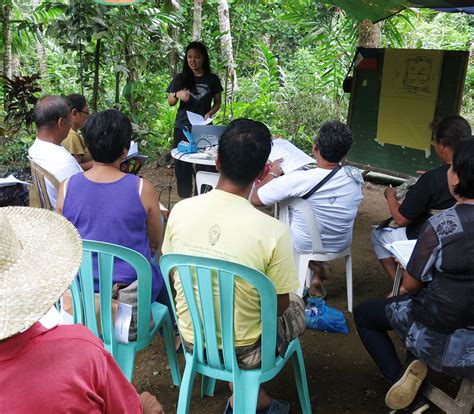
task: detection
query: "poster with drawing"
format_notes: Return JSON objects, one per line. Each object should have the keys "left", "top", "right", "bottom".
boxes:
{"left": 376, "top": 49, "right": 443, "bottom": 155}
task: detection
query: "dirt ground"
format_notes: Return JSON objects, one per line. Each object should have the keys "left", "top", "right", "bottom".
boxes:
{"left": 133, "top": 163, "right": 459, "bottom": 414}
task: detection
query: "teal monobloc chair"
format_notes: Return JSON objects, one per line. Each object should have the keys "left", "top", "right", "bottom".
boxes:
{"left": 160, "top": 254, "right": 311, "bottom": 414}
{"left": 71, "top": 240, "right": 181, "bottom": 385}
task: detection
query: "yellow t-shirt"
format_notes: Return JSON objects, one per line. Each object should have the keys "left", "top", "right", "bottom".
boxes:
{"left": 62, "top": 129, "right": 92, "bottom": 163}
{"left": 162, "top": 189, "right": 298, "bottom": 347}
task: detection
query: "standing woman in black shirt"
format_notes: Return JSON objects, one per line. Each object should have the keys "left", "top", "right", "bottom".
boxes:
{"left": 167, "top": 41, "right": 223, "bottom": 198}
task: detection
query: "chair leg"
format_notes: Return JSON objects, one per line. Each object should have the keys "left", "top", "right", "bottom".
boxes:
{"left": 201, "top": 375, "right": 216, "bottom": 397}
{"left": 177, "top": 357, "right": 197, "bottom": 414}
{"left": 161, "top": 314, "right": 181, "bottom": 386}
{"left": 232, "top": 370, "right": 261, "bottom": 414}
{"left": 291, "top": 343, "right": 312, "bottom": 414}
{"left": 345, "top": 254, "right": 353, "bottom": 313}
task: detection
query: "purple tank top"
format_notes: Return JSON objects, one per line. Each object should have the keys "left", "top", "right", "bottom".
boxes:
{"left": 63, "top": 173, "right": 163, "bottom": 299}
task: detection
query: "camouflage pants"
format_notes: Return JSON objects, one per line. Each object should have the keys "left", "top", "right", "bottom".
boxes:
{"left": 183, "top": 293, "right": 305, "bottom": 369}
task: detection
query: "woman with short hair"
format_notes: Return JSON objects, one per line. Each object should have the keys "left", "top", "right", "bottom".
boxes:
{"left": 355, "top": 137, "right": 474, "bottom": 413}
{"left": 57, "top": 110, "right": 167, "bottom": 338}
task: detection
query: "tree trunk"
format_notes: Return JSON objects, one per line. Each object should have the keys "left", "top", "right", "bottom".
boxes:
{"left": 124, "top": 43, "right": 138, "bottom": 114}
{"left": 78, "top": 41, "right": 84, "bottom": 95}
{"left": 32, "top": 0, "right": 47, "bottom": 77}
{"left": 169, "top": 0, "right": 180, "bottom": 73}
{"left": 2, "top": 3, "right": 12, "bottom": 80}
{"left": 358, "top": 20, "right": 381, "bottom": 48}
{"left": 91, "top": 38, "right": 101, "bottom": 111}
{"left": 115, "top": 72, "right": 121, "bottom": 104}
{"left": 217, "top": 0, "right": 237, "bottom": 91}
{"left": 192, "top": 0, "right": 203, "bottom": 41}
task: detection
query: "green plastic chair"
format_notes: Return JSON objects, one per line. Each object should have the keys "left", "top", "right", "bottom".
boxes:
{"left": 70, "top": 240, "right": 181, "bottom": 385}
{"left": 160, "top": 254, "right": 311, "bottom": 414}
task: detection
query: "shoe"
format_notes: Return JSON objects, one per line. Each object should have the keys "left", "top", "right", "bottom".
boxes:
{"left": 385, "top": 360, "right": 428, "bottom": 410}
{"left": 389, "top": 395, "right": 430, "bottom": 413}
{"left": 223, "top": 399, "right": 290, "bottom": 414}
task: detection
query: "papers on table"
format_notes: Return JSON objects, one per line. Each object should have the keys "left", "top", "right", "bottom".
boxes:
{"left": 187, "top": 111, "right": 213, "bottom": 126}
{"left": 385, "top": 240, "right": 417, "bottom": 268}
{"left": 0, "top": 174, "right": 30, "bottom": 187}
{"left": 269, "top": 138, "right": 315, "bottom": 174}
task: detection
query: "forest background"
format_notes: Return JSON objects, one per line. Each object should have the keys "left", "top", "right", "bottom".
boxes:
{"left": 0, "top": 0, "right": 473, "bottom": 170}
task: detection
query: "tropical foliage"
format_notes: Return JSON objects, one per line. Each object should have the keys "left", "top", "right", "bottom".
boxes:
{"left": 1, "top": 0, "right": 473, "bottom": 169}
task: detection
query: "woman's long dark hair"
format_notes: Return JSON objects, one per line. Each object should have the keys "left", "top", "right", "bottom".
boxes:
{"left": 181, "top": 41, "right": 211, "bottom": 91}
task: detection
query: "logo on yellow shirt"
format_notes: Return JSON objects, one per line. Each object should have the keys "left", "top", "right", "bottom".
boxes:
{"left": 209, "top": 224, "right": 221, "bottom": 246}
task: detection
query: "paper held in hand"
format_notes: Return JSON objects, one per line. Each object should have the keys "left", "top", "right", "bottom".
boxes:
{"left": 384, "top": 239, "right": 417, "bottom": 268}
{"left": 186, "top": 111, "right": 213, "bottom": 126}
{"left": 269, "top": 138, "right": 315, "bottom": 174}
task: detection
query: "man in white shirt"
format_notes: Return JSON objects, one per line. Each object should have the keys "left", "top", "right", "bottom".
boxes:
{"left": 28, "top": 95, "right": 83, "bottom": 209}
{"left": 252, "top": 121, "right": 363, "bottom": 296}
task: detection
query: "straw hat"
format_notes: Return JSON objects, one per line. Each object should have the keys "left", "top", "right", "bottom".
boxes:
{"left": 0, "top": 207, "right": 82, "bottom": 340}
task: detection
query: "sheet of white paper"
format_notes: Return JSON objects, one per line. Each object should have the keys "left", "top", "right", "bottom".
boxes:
{"left": 127, "top": 140, "right": 138, "bottom": 157}
{"left": 0, "top": 174, "right": 30, "bottom": 187}
{"left": 269, "top": 138, "right": 315, "bottom": 174}
{"left": 114, "top": 302, "right": 133, "bottom": 344}
{"left": 385, "top": 240, "right": 417, "bottom": 267}
{"left": 187, "top": 111, "right": 212, "bottom": 126}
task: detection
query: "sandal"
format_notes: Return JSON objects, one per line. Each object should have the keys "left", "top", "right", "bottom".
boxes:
{"left": 306, "top": 285, "right": 328, "bottom": 300}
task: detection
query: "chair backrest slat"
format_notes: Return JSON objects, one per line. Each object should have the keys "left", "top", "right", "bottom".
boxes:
{"left": 196, "top": 266, "right": 222, "bottom": 369}
{"left": 218, "top": 271, "right": 236, "bottom": 371}
{"left": 160, "top": 254, "right": 278, "bottom": 373}
{"left": 280, "top": 198, "right": 324, "bottom": 253}
{"left": 97, "top": 252, "right": 116, "bottom": 354}
{"left": 29, "top": 158, "right": 60, "bottom": 210}
{"left": 178, "top": 265, "right": 206, "bottom": 363}
{"left": 80, "top": 250, "right": 100, "bottom": 337}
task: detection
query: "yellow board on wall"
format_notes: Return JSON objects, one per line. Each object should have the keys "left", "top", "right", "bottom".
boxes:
{"left": 376, "top": 49, "right": 444, "bottom": 154}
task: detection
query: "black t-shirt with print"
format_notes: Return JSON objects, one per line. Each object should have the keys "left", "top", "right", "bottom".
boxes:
{"left": 399, "top": 164, "right": 456, "bottom": 239}
{"left": 167, "top": 73, "right": 223, "bottom": 129}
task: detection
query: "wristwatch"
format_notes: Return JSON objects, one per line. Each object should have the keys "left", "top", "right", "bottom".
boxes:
{"left": 269, "top": 171, "right": 278, "bottom": 178}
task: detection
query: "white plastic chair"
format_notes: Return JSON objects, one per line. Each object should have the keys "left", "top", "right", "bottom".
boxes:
{"left": 279, "top": 198, "right": 353, "bottom": 312}
{"left": 196, "top": 171, "right": 220, "bottom": 195}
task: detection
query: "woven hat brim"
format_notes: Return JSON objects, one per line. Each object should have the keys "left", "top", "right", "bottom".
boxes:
{"left": 0, "top": 207, "right": 83, "bottom": 340}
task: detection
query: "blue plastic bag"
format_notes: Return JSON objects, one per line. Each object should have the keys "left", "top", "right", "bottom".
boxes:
{"left": 304, "top": 297, "right": 349, "bottom": 334}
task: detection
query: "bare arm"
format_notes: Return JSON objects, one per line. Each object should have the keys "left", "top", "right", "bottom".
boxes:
{"left": 140, "top": 179, "right": 163, "bottom": 255}
{"left": 384, "top": 187, "right": 412, "bottom": 227}
{"left": 402, "top": 270, "right": 423, "bottom": 295}
{"left": 251, "top": 159, "right": 283, "bottom": 207}
{"left": 167, "top": 89, "right": 190, "bottom": 106}
{"left": 204, "top": 93, "right": 222, "bottom": 120}
{"left": 277, "top": 293, "right": 290, "bottom": 317}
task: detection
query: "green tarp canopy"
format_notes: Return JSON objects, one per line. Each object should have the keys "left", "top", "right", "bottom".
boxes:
{"left": 323, "top": 0, "right": 474, "bottom": 22}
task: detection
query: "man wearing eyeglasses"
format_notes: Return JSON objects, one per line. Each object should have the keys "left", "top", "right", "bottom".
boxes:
{"left": 63, "top": 94, "right": 93, "bottom": 171}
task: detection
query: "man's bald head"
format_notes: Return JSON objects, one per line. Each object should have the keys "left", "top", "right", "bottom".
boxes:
{"left": 33, "top": 95, "right": 70, "bottom": 130}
